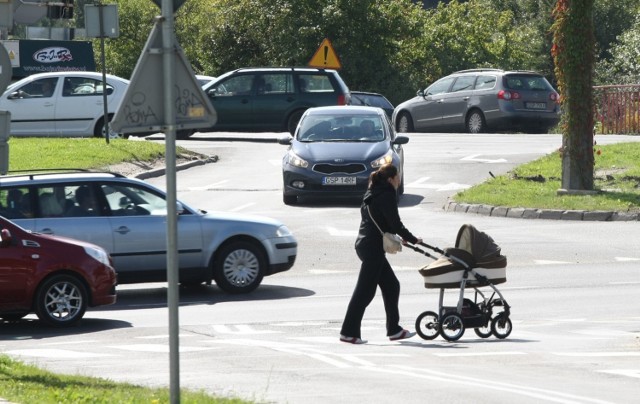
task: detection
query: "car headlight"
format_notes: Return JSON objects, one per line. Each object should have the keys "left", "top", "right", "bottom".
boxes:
{"left": 287, "top": 151, "right": 309, "bottom": 168}
{"left": 83, "top": 246, "right": 110, "bottom": 266}
{"left": 371, "top": 150, "right": 393, "bottom": 168}
{"left": 276, "top": 225, "right": 293, "bottom": 237}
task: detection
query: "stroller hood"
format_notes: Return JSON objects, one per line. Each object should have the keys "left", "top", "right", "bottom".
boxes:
{"left": 455, "top": 224, "right": 505, "bottom": 268}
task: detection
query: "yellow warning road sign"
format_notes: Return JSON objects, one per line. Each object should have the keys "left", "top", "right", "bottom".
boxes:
{"left": 308, "top": 38, "right": 342, "bottom": 69}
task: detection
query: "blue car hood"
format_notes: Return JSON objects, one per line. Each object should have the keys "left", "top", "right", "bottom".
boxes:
{"left": 292, "top": 141, "right": 390, "bottom": 162}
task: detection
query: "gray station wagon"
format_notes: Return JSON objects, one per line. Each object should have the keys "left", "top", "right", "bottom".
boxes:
{"left": 393, "top": 69, "right": 561, "bottom": 134}
{"left": 0, "top": 171, "right": 297, "bottom": 294}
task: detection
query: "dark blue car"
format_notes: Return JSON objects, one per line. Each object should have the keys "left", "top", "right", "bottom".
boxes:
{"left": 277, "top": 106, "right": 409, "bottom": 205}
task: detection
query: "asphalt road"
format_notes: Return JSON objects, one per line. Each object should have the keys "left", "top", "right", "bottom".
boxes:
{"left": 1, "top": 132, "right": 639, "bottom": 404}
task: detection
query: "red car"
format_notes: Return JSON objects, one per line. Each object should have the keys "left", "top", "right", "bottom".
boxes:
{"left": 0, "top": 216, "right": 117, "bottom": 327}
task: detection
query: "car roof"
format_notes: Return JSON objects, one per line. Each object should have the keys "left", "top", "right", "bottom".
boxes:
{"left": 0, "top": 171, "right": 131, "bottom": 186}
{"left": 203, "top": 67, "right": 340, "bottom": 90}
{"left": 5, "top": 71, "right": 130, "bottom": 93}
{"left": 304, "top": 105, "right": 385, "bottom": 116}
{"left": 451, "top": 68, "right": 543, "bottom": 76}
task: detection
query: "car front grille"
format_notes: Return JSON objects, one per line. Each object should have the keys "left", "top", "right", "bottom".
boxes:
{"left": 313, "top": 163, "right": 367, "bottom": 175}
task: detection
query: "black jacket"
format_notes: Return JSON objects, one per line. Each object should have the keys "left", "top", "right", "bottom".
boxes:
{"left": 354, "top": 183, "right": 417, "bottom": 251}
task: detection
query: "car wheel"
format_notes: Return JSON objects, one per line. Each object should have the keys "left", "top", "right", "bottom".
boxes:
{"left": 287, "top": 110, "right": 305, "bottom": 135}
{"left": 94, "top": 115, "right": 128, "bottom": 139}
{"left": 283, "top": 194, "right": 297, "bottom": 205}
{"left": 35, "top": 274, "right": 88, "bottom": 327}
{"left": 466, "top": 110, "right": 486, "bottom": 134}
{"left": 213, "top": 240, "right": 266, "bottom": 294}
{"left": 397, "top": 112, "right": 414, "bottom": 133}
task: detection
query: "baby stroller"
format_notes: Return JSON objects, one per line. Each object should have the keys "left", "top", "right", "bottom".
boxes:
{"left": 406, "top": 224, "right": 511, "bottom": 342}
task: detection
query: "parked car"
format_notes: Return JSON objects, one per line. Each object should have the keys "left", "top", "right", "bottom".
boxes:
{"left": 278, "top": 106, "right": 408, "bottom": 205}
{"left": 196, "top": 67, "right": 351, "bottom": 137}
{"left": 0, "top": 71, "right": 130, "bottom": 138}
{"left": 0, "top": 215, "right": 117, "bottom": 327}
{"left": 196, "top": 75, "right": 216, "bottom": 87}
{"left": 0, "top": 171, "right": 297, "bottom": 294}
{"left": 393, "top": 69, "right": 560, "bottom": 134}
{"left": 350, "top": 91, "right": 394, "bottom": 119}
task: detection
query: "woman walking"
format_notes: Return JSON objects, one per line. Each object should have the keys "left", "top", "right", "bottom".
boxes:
{"left": 340, "top": 163, "right": 422, "bottom": 344}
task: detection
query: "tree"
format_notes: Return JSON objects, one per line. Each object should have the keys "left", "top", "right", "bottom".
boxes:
{"left": 551, "top": 0, "right": 596, "bottom": 191}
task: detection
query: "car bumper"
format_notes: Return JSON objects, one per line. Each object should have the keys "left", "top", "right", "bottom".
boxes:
{"left": 282, "top": 168, "right": 371, "bottom": 198}
{"left": 265, "top": 236, "right": 297, "bottom": 276}
{"left": 486, "top": 108, "right": 561, "bottom": 129}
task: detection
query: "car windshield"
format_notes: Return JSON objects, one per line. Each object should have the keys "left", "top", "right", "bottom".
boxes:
{"left": 297, "top": 114, "right": 385, "bottom": 142}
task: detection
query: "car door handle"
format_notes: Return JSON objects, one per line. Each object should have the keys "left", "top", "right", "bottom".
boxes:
{"left": 114, "top": 226, "right": 130, "bottom": 235}
{"left": 241, "top": 99, "right": 249, "bottom": 104}
{"left": 43, "top": 102, "right": 54, "bottom": 107}
{"left": 463, "top": 97, "right": 470, "bottom": 101}
{"left": 39, "top": 228, "right": 54, "bottom": 235}
{"left": 286, "top": 97, "right": 295, "bottom": 102}
{"left": 437, "top": 99, "right": 444, "bottom": 103}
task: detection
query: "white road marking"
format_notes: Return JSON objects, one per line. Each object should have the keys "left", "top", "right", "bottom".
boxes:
{"left": 308, "top": 269, "right": 349, "bottom": 274}
{"left": 534, "top": 259, "right": 573, "bottom": 265}
{"left": 212, "top": 324, "right": 281, "bottom": 335}
{"left": 326, "top": 226, "right": 357, "bottom": 237}
{"left": 614, "top": 257, "right": 640, "bottom": 262}
{"left": 187, "top": 179, "right": 229, "bottom": 191}
{"left": 461, "top": 154, "right": 508, "bottom": 163}
{"left": 598, "top": 369, "right": 640, "bottom": 379}
{"left": 6, "top": 349, "right": 113, "bottom": 359}
{"left": 135, "top": 334, "right": 196, "bottom": 339}
{"left": 109, "top": 344, "right": 216, "bottom": 353}
{"left": 405, "top": 176, "right": 470, "bottom": 191}
{"left": 553, "top": 352, "right": 640, "bottom": 357}
{"left": 433, "top": 351, "right": 527, "bottom": 357}
{"left": 377, "top": 365, "right": 614, "bottom": 404}
{"left": 229, "top": 202, "right": 255, "bottom": 212}
{"left": 609, "top": 281, "right": 640, "bottom": 285}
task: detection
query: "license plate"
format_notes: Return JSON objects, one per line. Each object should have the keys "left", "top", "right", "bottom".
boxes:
{"left": 525, "top": 102, "right": 546, "bottom": 110}
{"left": 322, "top": 176, "right": 356, "bottom": 185}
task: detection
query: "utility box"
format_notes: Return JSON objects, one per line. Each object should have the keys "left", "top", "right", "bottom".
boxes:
{"left": 0, "top": 110, "right": 9, "bottom": 175}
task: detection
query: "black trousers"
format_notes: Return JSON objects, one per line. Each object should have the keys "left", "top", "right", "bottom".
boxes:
{"left": 340, "top": 246, "right": 403, "bottom": 338}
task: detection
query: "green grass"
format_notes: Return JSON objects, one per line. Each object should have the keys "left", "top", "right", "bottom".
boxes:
{"left": 6, "top": 138, "right": 199, "bottom": 172}
{"left": 454, "top": 142, "right": 640, "bottom": 212}
{"left": 0, "top": 355, "right": 248, "bottom": 404}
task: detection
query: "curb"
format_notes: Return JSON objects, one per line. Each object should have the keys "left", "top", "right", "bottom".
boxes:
{"left": 134, "top": 157, "right": 217, "bottom": 180}
{"left": 444, "top": 201, "right": 640, "bottom": 222}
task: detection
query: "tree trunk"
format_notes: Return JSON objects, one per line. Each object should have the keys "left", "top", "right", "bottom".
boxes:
{"left": 552, "top": 0, "right": 596, "bottom": 191}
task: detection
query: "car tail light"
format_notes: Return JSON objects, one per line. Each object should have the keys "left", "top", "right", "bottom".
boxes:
{"left": 337, "top": 94, "right": 346, "bottom": 105}
{"left": 550, "top": 92, "right": 560, "bottom": 103}
{"left": 497, "top": 90, "right": 520, "bottom": 101}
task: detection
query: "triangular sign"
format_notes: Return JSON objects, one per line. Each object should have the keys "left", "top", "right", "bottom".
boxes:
{"left": 111, "top": 20, "right": 217, "bottom": 134}
{"left": 308, "top": 38, "right": 342, "bottom": 70}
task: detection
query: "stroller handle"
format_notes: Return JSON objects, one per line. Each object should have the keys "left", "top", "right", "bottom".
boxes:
{"left": 417, "top": 241, "right": 445, "bottom": 255}
{"left": 404, "top": 241, "right": 438, "bottom": 259}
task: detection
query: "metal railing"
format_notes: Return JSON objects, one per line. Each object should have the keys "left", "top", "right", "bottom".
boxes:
{"left": 593, "top": 84, "right": 640, "bottom": 135}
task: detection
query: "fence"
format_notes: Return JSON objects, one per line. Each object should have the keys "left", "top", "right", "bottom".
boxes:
{"left": 593, "top": 84, "right": 640, "bottom": 135}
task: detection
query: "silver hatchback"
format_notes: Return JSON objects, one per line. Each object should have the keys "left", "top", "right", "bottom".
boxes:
{"left": 393, "top": 69, "right": 560, "bottom": 134}
{"left": 0, "top": 171, "right": 297, "bottom": 294}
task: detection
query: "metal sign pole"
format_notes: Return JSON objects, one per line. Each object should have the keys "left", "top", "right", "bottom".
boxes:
{"left": 98, "top": 3, "right": 109, "bottom": 144}
{"left": 160, "top": 0, "right": 180, "bottom": 403}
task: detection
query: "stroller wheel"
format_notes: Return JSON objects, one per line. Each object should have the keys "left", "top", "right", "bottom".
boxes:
{"left": 491, "top": 313, "right": 512, "bottom": 339}
{"left": 474, "top": 324, "right": 492, "bottom": 339}
{"left": 439, "top": 313, "right": 465, "bottom": 342}
{"left": 415, "top": 311, "right": 439, "bottom": 340}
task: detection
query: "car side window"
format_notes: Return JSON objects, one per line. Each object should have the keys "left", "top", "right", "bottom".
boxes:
{"left": 474, "top": 75, "right": 497, "bottom": 90}
{"left": 211, "top": 75, "right": 254, "bottom": 96}
{"left": 13, "top": 78, "right": 57, "bottom": 99}
{"left": 258, "top": 73, "right": 293, "bottom": 95}
{"left": 62, "top": 77, "right": 114, "bottom": 96}
{"left": 450, "top": 76, "right": 476, "bottom": 92}
{"left": 0, "top": 187, "right": 33, "bottom": 219}
{"left": 426, "top": 77, "right": 454, "bottom": 96}
{"left": 101, "top": 183, "right": 167, "bottom": 216}
{"left": 298, "top": 74, "right": 335, "bottom": 93}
